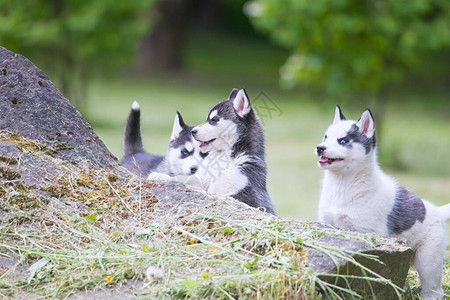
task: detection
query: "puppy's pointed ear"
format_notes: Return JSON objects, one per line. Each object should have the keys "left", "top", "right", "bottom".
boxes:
{"left": 333, "top": 105, "right": 346, "bottom": 124}
{"left": 229, "top": 88, "right": 239, "bottom": 100}
{"left": 356, "top": 109, "right": 375, "bottom": 138}
{"left": 232, "top": 88, "right": 251, "bottom": 118}
{"left": 170, "top": 111, "right": 186, "bottom": 141}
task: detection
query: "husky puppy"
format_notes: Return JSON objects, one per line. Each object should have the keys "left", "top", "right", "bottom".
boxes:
{"left": 191, "top": 88, "right": 275, "bottom": 214}
{"left": 149, "top": 89, "right": 275, "bottom": 215}
{"left": 315, "top": 105, "right": 450, "bottom": 299}
{"left": 121, "top": 101, "right": 205, "bottom": 177}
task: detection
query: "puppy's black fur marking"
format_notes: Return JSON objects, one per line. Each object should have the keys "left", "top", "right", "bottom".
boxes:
{"left": 123, "top": 106, "right": 144, "bottom": 157}
{"left": 122, "top": 153, "right": 164, "bottom": 177}
{"left": 336, "top": 104, "right": 346, "bottom": 121}
{"left": 232, "top": 157, "right": 274, "bottom": 215}
{"left": 341, "top": 124, "right": 376, "bottom": 154}
{"left": 169, "top": 112, "right": 193, "bottom": 149}
{"left": 387, "top": 186, "right": 426, "bottom": 235}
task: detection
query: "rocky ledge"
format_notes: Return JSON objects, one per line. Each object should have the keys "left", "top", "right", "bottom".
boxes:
{"left": 0, "top": 46, "right": 413, "bottom": 299}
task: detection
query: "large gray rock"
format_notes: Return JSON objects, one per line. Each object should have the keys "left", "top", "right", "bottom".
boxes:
{"left": 0, "top": 46, "right": 118, "bottom": 170}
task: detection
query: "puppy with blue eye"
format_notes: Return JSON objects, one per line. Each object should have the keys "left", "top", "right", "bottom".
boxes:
{"left": 121, "top": 101, "right": 207, "bottom": 178}
{"left": 315, "top": 105, "right": 450, "bottom": 300}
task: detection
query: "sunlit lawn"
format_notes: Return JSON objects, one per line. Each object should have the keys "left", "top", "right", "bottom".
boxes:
{"left": 85, "top": 32, "right": 450, "bottom": 253}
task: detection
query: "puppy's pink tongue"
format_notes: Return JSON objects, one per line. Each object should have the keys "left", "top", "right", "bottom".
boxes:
{"left": 199, "top": 141, "right": 206, "bottom": 147}
{"left": 319, "top": 157, "right": 329, "bottom": 163}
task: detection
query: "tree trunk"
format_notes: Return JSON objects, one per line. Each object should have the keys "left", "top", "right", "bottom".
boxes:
{"left": 372, "top": 83, "right": 391, "bottom": 148}
{"left": 137, "top": 0, "right": 197, "bottom": 72}
{"left": 51, "top": 0, "right": 86, "bottom": 113}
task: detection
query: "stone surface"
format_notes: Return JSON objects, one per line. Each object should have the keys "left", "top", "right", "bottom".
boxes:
{"left": 0, "top": 139, "right": 63, "bottom": 187}
{"left": 0, "top": 46, "right": 118, "bottom": 170}
{"left": 306, "top": 226, "right": 413, "bottom": 298}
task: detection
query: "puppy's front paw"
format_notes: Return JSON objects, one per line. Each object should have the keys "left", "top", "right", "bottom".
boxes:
{"left": 147, "top": 172, "right": 174, "bottom": 182}
{"left": 174, "top": 175, "right": 204, "bottom": 191}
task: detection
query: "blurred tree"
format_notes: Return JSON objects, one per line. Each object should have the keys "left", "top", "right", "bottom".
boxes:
{"left": 136, "top": 0, "right": 261, "bottom": 72}
{"left": 137, "top": 0, "right": 199, "bottom": 71}
{"left": 247, "top": 0, "right": 450, "bottom": 131}
{"left": 0, "top": 0, "right": 155, "bottom": 112}
{"left": 137, "top": 0, "right": 223, "bottom": 72}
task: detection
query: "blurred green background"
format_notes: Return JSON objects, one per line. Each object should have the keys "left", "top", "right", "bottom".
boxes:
{"left": 1, "top": 0, "right": 449, "bottom": 227}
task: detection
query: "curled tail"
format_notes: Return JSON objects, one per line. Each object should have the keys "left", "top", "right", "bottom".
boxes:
{"left": 123, "top": 101, "right": 144, "bottom": 157}
{"left": 440, "top": 203, "right": 450, "bottom": 221}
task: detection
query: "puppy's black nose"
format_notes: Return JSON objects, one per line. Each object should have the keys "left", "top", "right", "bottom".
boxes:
{"left": 190, "top": 166, "right": 198, "bottom": 174}
{"left": 191, "top": 129, "right": 197, "bottom": 137}
{"left": 316, "top": 145, "right": 326, "bottom": 155}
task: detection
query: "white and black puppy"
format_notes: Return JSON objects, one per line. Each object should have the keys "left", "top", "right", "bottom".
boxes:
{"left": 315, "top": 105, "right": 450, "bottom": 299}
{"left": 149, "top": 89, "right": 275, "bottom": 215}
{"left": 121, "top": 101, "right": 206, "bottom": 177}
{"left": 191, "top": 88, "right": 275, "bottom": 214}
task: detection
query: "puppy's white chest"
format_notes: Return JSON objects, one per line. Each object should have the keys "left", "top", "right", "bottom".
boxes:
{"left": 321, "top": 205, "right": 355, "bottom": 230}
{"left": 319, "top": 176, "right": 394, "bottom": 236}
{"left": 199, "top": 153, "right": 248, "bottom": 196}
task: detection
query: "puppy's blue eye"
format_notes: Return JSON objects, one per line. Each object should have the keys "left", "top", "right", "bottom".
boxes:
{"left": 211, "top": 116, "right": 220, "bottom": 123}
{"left": 181, "top": 149, "right": 190, "bottom": 156}
{"left": 339, "top": 138, "right": 349, "bottom": 145}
